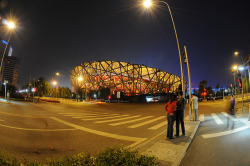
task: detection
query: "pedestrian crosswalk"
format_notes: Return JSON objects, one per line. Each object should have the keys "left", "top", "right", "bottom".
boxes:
{"left": 211, "top": 113, "right": 223, "bottom": 124}
{"left": 57, "top": 112, "right": 243, "bottom": 130}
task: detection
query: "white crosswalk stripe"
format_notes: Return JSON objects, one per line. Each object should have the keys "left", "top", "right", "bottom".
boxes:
{"left": 148, "top": 121, "right": 167, "bottom": 130}
{"left": 95, "top": 115, "right": 141, "bottom": 123}
{"left": 221, "top": 112, "right": 238, "bottom": 121}
{"left": 199, "top": 114, "right": 204, "bottom": 121}
{"left": 71, "top": 114, "right": 116, "bottom": 118}
{"left": 211, "top": 113, "right": 223, "bottom": 124}
{"left": 109, "top": 116, "right": 154, "bottom": 126}
{"left": 128, "top": 116, "right": 165, "bottom": 128}
{"left": 82, "top": 115, "right": 129, "bottom": 121}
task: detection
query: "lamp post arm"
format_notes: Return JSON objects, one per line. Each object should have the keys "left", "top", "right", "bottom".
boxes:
{"left": 0, "top": 35, "right": 11, "bottom": 74}
{"left": 160, "top": 0, "right": 185, "bottom": 97}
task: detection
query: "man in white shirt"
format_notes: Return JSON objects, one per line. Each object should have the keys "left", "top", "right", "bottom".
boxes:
{"left": 191, "top": 94, "right": 199, "bottom": 121}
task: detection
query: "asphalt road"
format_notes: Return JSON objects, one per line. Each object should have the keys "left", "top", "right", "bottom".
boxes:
{"left": 0, "top": 101, "right": 169, "bottom": 162}
{"left": 181, "top": 100, "right": 250, "bottom": 166}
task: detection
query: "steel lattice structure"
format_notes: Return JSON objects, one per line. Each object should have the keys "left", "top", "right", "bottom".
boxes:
{"left": 70, "top": 61, "right": 183, "bottom": 96}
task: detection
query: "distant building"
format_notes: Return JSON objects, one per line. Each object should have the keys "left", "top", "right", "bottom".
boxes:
{"left": 3, "top": 56, "right": 20, "bottom": 87}
{"left": 0, "top": 38, "right": 19, "bottom": 89}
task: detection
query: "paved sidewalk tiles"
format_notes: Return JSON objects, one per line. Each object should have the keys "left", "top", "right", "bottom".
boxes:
{"left": 135, "top": 121, "right": 200, "bottom": 166}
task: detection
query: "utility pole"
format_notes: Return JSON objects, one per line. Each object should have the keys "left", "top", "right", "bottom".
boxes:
{"left": 183, "top": 46, "right": 192, "bottom": 121}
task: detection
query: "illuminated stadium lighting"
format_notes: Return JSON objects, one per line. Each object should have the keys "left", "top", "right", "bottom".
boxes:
{"left": 70, "top": 61, "right": 185, "bottom": 96}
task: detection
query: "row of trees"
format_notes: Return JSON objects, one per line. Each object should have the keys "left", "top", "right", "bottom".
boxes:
{"left": 22, "top": 77, "right": 72, "bottom": 98}
{"left": 194, "top": 79, "right": 250, "bottom": 98}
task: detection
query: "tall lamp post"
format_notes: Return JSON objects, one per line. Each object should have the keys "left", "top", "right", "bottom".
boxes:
{"left": 234, "top": 51, "right": 249, "bottom": 95}
{"left": 0, "top": 21, "right": 16, "bottom": 75}
{"left": 232, "top": 65, "right": 238, "bottom": 95}
{"left": 52, "top": 81, "right": 58, "bottom": 100}
{"left": 78, "top": 76, "right": 85, "bottom": 101}
{"left": 239, "top": 66, "right": 245, "bottom": 113}
{"left": 142, "top": 0, "right": 185, "bottom": 97}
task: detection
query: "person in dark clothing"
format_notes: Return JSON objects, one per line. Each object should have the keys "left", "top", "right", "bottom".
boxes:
{"left": 164, "top": 96, "right": 177, "bottom": 139}
{"left": 175, "top": 91, "right": 186, "bottom": 136}
{"left": 227, "top": 95, "right": 236, "bottom": 129}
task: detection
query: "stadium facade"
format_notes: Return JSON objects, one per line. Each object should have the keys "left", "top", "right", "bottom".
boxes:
{"left": 70, "top": 61, "right": 183, "bottom": 96}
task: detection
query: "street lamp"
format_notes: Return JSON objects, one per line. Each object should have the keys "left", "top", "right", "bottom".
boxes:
{"left": 239, "top": 66, "right": 245, "bottom": 113}
{"left": 78, "top": 76, "right": 86, "bottom": 101}
{"left": 52, "top": 81, "right": 57, "bottom": 86}
{"left": 232, "top": 65, "right": 238, "bottom": 95}
{"left": 78, "top": 77, "right": 83, "bottom": 82}
{"left": 234, "top": 51, "right": 239, "bottom": 56}
{"left": 52, "top": 81, "right": 58, "bottom": 100}
{"left": 142, "top": 0, "right": 185, "bottom": 97}
{"left": 143, "top": 0, "right": 152, "bottom": 7}
{"left": 0, "top": 20, "right": 16, "bottom": 75}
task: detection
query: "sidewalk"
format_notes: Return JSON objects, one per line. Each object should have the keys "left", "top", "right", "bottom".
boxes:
{"left": 0, "top": 97, "right": 16, "bottom": 105}
{"left": 135, "top": 121, "right": 200, "bottom": 166}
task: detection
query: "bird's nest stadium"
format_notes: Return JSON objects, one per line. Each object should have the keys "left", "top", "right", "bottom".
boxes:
{"left": 70, "top": 61, "right": 183, "bottom": 96}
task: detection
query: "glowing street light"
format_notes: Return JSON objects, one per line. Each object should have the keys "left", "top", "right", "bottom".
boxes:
{"left": 143, "top": 0, "right": 152, "bottom": 8}
{"left": 7, "top": 22, "right": 15, "bottom": 29}
{"left": 233, "top": 65, "right": 238, "bottom": 70}
{"left": 234, "top": 51, "right": 239, "bottom": 56}
{"left": 142, "top": 0, "right": 185, "bottom": 97}
{"left": 56, "top": 72, "right": 60, "bottom": 76}
{"left": 239, "top": 66, "right": 245, "bottom": 71}
{"left": 52, "top": 81, "right": 57, "bottom": 86}
{"left": 78, "top": 77, "right": 83, "bottom": 82}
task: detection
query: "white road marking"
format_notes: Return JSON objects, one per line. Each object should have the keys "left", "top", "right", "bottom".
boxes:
{"left": 199, "top": 114, "right": 204, "bottom": 121}
{"left": 71, "top": 114, "right": 113, "bottom": 118}
{"left": 72, "top": 116, "right": 99, "bottom": 118}
{"left": 51, "top": 117, "right": 147, "bottom": 148}
{"left": 95, "top": 115, "right": 141, "bottom": 123}
{"left": 109, "top": 116, "right": 154, "bottom": 126}
{"left": 0, "top": 123, "right": 77, "bottom": 131}
{"left": 148, "top": 121, "right": 167, "bottom": 130}
{"left": 202, "top": 126, "right": 250, "bottom": 139}
{"left": 238, "top": 118, "right": 250, "bottom": 126}
{"left": 63, "top": 114, "right": 96, "bottom": 117}
{"left": 221, "top": 112, "right": 238, "bottom": 121}
{"left": 59, "top": 112, "right": 116, "bottom": 115}
{"left": 211, "top": 113, "right": 223, "bottom": 124}
{"left": 82, "top": 115, "right": 129, "bottom": 121}
{"left": 128, "top": 116, "right": 165, "bottom": 128}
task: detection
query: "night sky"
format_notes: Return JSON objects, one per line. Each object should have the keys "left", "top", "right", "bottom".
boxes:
{"left": 0, "top": 0, "right": 249, "bottom": 89}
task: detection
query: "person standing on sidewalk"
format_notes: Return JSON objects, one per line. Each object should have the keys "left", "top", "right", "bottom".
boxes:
{"left": 230, "top": 95, "right": 235, "bottom": 115}
{"left": 175, "top": 91, "right": 186, "bottom": 136}
{"left": 164, "top": 96, "right": 177, "bottom": 139}
{"left": 191, "top": 94, "right": 199, "bottom": 121}
{"left": 7, "top": 90, "right": 10, "bottom": 102}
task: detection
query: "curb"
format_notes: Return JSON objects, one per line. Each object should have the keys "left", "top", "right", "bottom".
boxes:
{"left": 172, "top": 121, "right": 200, "bottom": 166}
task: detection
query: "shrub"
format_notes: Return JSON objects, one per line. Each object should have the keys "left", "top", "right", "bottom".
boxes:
{"left": 0, "top": 147, "right": 159, "bottom": 166}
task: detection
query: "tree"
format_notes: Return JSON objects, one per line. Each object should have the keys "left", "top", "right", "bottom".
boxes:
{"left": 99, "top": 87, "right": 111, "bottom": 99}
{"left": 215, "top": 83, "right": 221, "bottom": 97}
{"left": 36, "top": 77, "right": 51, "bottom": 97}
{"left": 207, "top": 86, "right": 214, "bottom": 97}
{"left": 242, "top": 78, "right": 249, "bottom": 93}
{"left": 76, "top": 87, "right": 85, "bottom": 99}
{"left": 60, "top": 87, "right": 72, "bottom": 98}
{"left": 215, "top": 83, "right": 220, "bottom": 90}
{"left": 198, "top": 80, "right": 207, "bottom": 97}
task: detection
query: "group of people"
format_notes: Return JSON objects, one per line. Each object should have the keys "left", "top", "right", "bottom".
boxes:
{"left": 164, "top": 92, "right": 199, "bottom": 139}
